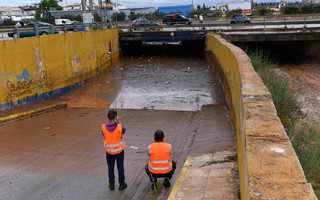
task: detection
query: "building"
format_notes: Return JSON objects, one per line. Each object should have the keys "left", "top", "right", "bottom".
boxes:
{"left": 20, "top": 5, "right": 36, "bottom": 16}
{"left": 113, "top": 3, "right": 126, "bottom": 10}
{"left": 158, "top": 5, "right": 193, "bottom": 16}
{"left": 129, "top": 7, "right": 155, "bottom": 15}
{"left": 67, "top": 4, "right": 82, "bottom": 10}
{"left": 99, "top": 2, "right": 113, "bottom": 10}
{"left": 58, "top": 0, "right": 68, "bottom": 11}
{"left": 0, "top": 6, "right": 16, "bottom": 16}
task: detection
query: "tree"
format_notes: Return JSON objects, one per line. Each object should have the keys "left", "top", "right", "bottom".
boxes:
{"left": 36, "top": 0, "right": 63, "bottom": 20}
{"left": 112, "top": 12, "right": 126, "bottom": 21}
{"left": 202, "top": 3, "right": 207, "bottom": 10}
{"left": 197, "top": 4, "right": 201, "bottom": 10}
{"left": 94, "top": 13, "right": 101, "bottom": 22}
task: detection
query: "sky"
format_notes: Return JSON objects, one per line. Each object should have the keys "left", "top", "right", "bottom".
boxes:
{"left": 0, "top": 0, "right": 300, "bottom": 8}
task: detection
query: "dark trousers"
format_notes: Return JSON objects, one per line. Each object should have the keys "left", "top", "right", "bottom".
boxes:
{"left": 106, "top": 151, "right": 125, "bottom": 186}
{"left": 145, "top": 161, "right": 176, "bottom": 182}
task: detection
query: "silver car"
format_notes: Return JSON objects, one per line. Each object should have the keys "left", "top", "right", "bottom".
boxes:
{"left": 230, "top": 14, "right": 251, "bottom": 24}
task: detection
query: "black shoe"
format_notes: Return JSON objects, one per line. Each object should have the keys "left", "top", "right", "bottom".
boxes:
{"left": 163, "top": 178, "right": 170, "bottom": 188}
{"left": 119, "top": 182, "right": 127, "bottom": 190}
{"left": 109, "top": 185, "right": 115, "bottom": 190}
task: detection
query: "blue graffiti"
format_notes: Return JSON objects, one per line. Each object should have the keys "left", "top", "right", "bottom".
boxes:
{"left": 16, "top": 69, "right": 33, "bottom": 82}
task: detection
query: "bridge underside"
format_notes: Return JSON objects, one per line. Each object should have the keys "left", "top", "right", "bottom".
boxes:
{"left": 221, "top": 31, "right": 320, "bottom": 42}
{"left": 119, "top": 30, "right": 206, "bottom": 46}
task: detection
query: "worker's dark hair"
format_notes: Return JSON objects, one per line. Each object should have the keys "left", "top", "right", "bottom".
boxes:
{"left": 154, "top": 130, "right": 164, "bottom": 141}
{"left": 108, "top": 110, "right": 117, "bottom": 120}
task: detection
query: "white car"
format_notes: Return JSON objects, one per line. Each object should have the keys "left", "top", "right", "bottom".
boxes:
{"left": 55, "top": 19, "right": 77, "bottom": 25}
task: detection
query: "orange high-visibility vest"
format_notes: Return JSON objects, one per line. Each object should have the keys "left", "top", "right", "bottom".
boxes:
{"left": 148, "top": 142, "right": 172, "bottom": 174}
{"left": 102, "top": 124, "right": 126, "bottom": 155}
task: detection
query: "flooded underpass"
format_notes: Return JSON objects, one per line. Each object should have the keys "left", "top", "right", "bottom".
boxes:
{"left": 0, "top": 45, "right": 239, "bottom": 199}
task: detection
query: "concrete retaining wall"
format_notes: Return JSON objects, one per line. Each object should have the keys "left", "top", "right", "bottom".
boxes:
{"left": 206, "top": 34, "right": 317, "bottom": 199}
{"left": 0, "top": 28, "right": 119, "bottom": 109}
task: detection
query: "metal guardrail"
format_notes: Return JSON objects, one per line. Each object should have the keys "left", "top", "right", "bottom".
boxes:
{"left": 0, "top": 22, "right": 118, "bottom": 39}
{"left": 119, "top": 18, "right": 320, "bottom": 30}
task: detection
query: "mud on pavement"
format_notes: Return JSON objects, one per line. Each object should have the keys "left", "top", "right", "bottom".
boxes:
{"left": 0, "top": 57, "right": 239, "bottom": 199}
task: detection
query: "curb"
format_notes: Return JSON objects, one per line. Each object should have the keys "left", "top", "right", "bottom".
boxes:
{"left": 167, "top": 156, "right": 193, "bottom": 200}
{"left": 0, "top": 102, "right": 67, "bottom": 124}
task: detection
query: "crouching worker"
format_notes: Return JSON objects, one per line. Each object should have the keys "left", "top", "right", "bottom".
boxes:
{"left": 145, "top": 130, "right": 176, "bottom": 189}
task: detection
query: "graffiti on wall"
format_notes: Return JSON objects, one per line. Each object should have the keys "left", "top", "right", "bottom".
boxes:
{"left": 2, "top": 48, "right": 54, "bottom": 105}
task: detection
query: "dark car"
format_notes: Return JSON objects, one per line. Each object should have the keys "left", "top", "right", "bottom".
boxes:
{"left": 131, "top": 19, "right": 162, "bottom": 30}
{"left": 163, "top": 14, "right": 192, "bottom": 25}
{"left": 8, "top": 21, "right": 59, "bottom": 38}
{"left": 230, "top": 14, "right": 251, "bottom": 24}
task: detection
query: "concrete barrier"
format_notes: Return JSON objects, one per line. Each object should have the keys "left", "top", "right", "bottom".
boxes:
{"left": 206, "top": 34, "right": 317, "bottom": 199}
{"left": 0, "top": 28, "right": 119, "bottom": 109}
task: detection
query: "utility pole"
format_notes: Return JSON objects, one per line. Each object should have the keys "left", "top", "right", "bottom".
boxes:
{"left": 89, "top": 0, "right": 93, "bottom": 10}
{"left": 82, "top": 0, "right": 86, "bottom": 11}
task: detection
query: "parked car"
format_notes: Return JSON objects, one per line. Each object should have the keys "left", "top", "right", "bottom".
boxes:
{"left": 230, "top": 14, "right": 251, "bottom": 24}
{"left": 8, "top": 21, "right": 59, "bottom": 38}
{"left": 163, "top": 14, "right": 192, "bottom": 25}
{"left": 131, "top": 19, "right": 162, "bottom": 30}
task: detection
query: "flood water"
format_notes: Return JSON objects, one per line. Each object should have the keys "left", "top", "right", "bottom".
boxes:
{"left": 63, "top": 45, "right": 224, "bottom": 111}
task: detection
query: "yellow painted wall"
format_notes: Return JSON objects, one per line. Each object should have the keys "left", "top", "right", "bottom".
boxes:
{"left": 206, "top": 34, "right": 317, "bottom": 199}
{"left": 0, "top": 29, "right": 119, "bottom": 109}
{"left": 206, "top": 34, "right": 248, "bottom": 200}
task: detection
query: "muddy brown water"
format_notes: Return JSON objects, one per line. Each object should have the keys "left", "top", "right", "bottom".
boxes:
{"left": 0, "top": 57, "right": 237, "bottom": 200}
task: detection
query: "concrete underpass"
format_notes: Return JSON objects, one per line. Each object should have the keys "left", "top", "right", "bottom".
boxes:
{"left": 0, "top": 28, "right": 318, "bottom": 199}
{"left": 0, "top": 40, "right": 240, "bottom": 199}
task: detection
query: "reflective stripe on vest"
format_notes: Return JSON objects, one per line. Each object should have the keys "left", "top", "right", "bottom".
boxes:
{"left": 150, "top": 159, "right": 170, "bottom": 164}
{"left": 104, "top": 141, "right": 125, "bottom": 148}
{"left": 148, "top": 142, "right": 172, "bottom": 174}
{"left": 102, "top": 124, "right": 126, "bottom": 155}
{"left": 149, "top": 161, "right": 172, "bottom": 171}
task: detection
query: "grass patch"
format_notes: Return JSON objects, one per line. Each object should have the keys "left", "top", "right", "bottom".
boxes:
{"left": 248, "top": 49, "right": 320, "bottom": 198}
{"left": 249, "top": 49, "right": 300, "bottom": 130}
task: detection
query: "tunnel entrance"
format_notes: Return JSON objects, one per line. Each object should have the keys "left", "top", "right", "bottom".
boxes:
{"left": 120, "top": 40, "right": 205, "bottom": 58}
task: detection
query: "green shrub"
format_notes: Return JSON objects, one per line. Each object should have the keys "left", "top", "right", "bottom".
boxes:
{"left": 248, "top": 49, "right": 300, "bottom": 130}
{"left": 257, "top": 7, "right": 273, "bottom": 16}
{"left": 281, "top": 5, "right": 301, "bottom": 14}
{"left": 291, "top": 124, "right": 320, "bottom": 196}
{"left": 2, "top": 18, "right": 15, "bottom": 26}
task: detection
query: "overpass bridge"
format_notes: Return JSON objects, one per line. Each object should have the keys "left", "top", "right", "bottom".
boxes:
{"left": 0, "top": 27, "right": 318, "bottom": 199}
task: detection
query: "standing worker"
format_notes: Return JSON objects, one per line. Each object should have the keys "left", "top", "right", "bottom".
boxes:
{"left": 101, "top": 110, "right": 127, "bottom": 190}
{"left": 199, "top": 14, "right": 203, "bottom": 23}
{"left": 145, "top": 130, "right": 176, "bottom": 189}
